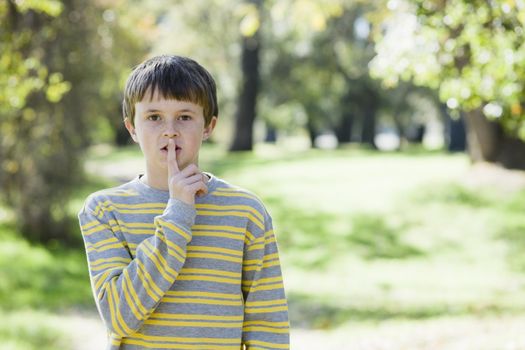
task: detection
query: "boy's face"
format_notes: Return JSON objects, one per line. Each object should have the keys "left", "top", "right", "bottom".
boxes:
{"left": 125, "top": 88, "right": 217, "bottom": 177}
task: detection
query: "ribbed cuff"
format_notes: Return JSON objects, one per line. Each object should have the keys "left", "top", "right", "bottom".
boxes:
{"left": 162, "top": 198, "right": 197, "bottom": 228}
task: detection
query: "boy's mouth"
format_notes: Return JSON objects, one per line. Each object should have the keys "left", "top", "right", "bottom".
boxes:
{"left": 161, "top": 145, "right": 181, "bottom": 152}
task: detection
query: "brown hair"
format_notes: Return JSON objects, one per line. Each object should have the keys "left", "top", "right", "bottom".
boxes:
{"left": 122, "top": 55, "right": 219, "bottom": 126}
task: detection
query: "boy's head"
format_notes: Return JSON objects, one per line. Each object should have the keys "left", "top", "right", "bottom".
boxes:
{"left": 122, "top": 55, "right": 219, "bottom": 127}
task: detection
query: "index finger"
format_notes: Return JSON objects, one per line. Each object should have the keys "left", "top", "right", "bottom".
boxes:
{"left": 167, "top": 138, "right": 179, "bottom": 177}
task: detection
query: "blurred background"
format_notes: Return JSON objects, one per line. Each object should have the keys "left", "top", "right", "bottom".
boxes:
{"left": 2, "top": 0, "right": 525, "bottom": 349}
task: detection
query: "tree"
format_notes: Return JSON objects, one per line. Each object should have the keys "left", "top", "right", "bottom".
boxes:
{"left": 230, "top": 0, "right": 264, "bottom": 151}
{"left": 369, "top": 0, "right": 525, "bottom": 168}
{"left": 0, "top": 0, "right": 146, "bottom": 244}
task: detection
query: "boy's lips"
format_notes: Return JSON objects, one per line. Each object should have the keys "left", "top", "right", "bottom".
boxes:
{"left": 160, "top": 145, "right": 181, "bottom": 153}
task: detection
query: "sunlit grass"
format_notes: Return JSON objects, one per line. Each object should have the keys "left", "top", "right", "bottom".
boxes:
{"left": 0, "top": 222, "right": 93, "bottom": 311}
{"left": 0, "top": 310, "right": 72, "bottom": 350}
{"left": 1, "top": 143, "right": 525, "bottom": 348}
{"left": 198, "top": 144, "right": 525, "bottom": 328}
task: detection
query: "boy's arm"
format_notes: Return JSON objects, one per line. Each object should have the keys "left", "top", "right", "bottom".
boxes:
{"left": 78, "top": 196, "right": 195, "bottom": 338}
{"left": 242, "top": 212, "right": 290, "bottom": 349}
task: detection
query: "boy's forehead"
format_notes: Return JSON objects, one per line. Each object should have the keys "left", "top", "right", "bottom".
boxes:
{"left": 136, "top": 87, "right": 203, "bottom": 112}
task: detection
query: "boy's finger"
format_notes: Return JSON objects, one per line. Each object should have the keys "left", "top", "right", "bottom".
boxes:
{"left": 167, "top": 138, "right": 179, "bottom": 176}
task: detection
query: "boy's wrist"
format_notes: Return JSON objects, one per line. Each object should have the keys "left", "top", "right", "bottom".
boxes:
{"left": 163, "top": 198, "right": 197, "bottom": 228}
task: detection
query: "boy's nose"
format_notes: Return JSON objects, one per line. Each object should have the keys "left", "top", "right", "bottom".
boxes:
{"left": 163, "top": 122, "right": 179, "bottom": 138}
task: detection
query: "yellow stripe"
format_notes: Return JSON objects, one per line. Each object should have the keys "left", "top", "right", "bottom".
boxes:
{"left": 243, "top": 276, "right": 282, "bottom": 285}
{"left": 245, "top": 306, "right": 288, "bottom": 314}
{"left": 106, "top": 283, "right": 124, "bottom": 336}
{"left": 181, "top": 268, "right": 241, "bottom": 278}
{"left": 122, "top": 338, "right": 238, "bottom": 349}
{"left": 157, "top": 219, "right": 191, "bottom": 242}
{"left": 94, "top": 270, "right": 113, "bottom": 296}
{"left": 187, "top": 246, "right": 242, "bottom": 257}
{"left": 176, "top": 275, "right": 239, "bottom": 285}
{"left": 142, "top": 241, "right": 178, "bottom": 282}
{"left": 243, "top": 321, "right": 289, "bottom": 327}
{"left": 97, "top": 188, "right": 139, "bottom": 197}
{"left": 117, "top": 209, "right": 164, "bottom": 214}
{"left": 213, "top": 187, "right": 258, "bottom": 200}
{"left": 123, "top": 268, "right": 148, "bottom": 316}
{"left": 161, "top": 297, "right": 242, "bottom": 306}
{"left": 111, "top": 279, "right": 134, "bottom": 335}
{"left": 144, "top": 319, "right": 242, "bottom": 327}
{"left": 83, "top": 224, "right": 109, "bottom": 236}
{"left": 110, "top": 337, "right": 121, "bottom": 345}
{"left": 243, "top": 259, "right": 280, "bottom": 271}
{"left": 247, "top": 243, "right": 264, "bottom": 251}
{"left": 192, "top": 224, "right": 245, "bottom": 233}
{"left": 192, "top": 231, "right": 244, "bottom": 241}
{"left": 245, "top": 340, "right": 289, "bottom": 349}
{"left": 196, "top": 204, "right": 264, "bottom": 222}
{"left": 156, "top": 231, "right": 187, "bottom": 261}
{"left": 135, "top": 261, "right": 161, "bottom": 302}
{"left": 243, "top": 283, "right": 285, "bottom": 293}
{"left": 115, "top": 227, "right": 155, "bottom": 235}
{"left": 81, "top": 220, "right": 100, "bottom": 230}
{"left": 197, "top": 210, "right": 264, "bottom": 230}
{"left": 187, "top": 252, "right": 242, "bottom": 263}
{"left": 149, "top": 313, "right": 243, "bottom": 321}
{"left": 165, "top": 291, "right": 240, "bottom": 300}
{"left": 137, "top": 260, "right": 163, "bottom": 297}
{"left": 108, "top": 219, "right": 155, "bottom": 230}
{"left": 122, "top": 270, "right": 144, "bottom": 321}
{"left": 87, "top": 243, "right": 124, "bottom": 253}
{"left": 87, "top": 236, "right": 119, "bottom": 249}
{"left": 95, "top": 200, "right": 166, "bottom": 212}
{"left": 242, "top": 326, "right": 289, "bottom": 333}
{"left": 143, "top": 240, "right": 180, "bottom": 278}
{"left": 244, "top": 253, "right": 280, "bottom": 265}
{"left": 211, "top": 191, "right": 258, "bottom": 201}
{"left": 91, "top": 262, "right": 128, "bottom": 272}
{"left": 245, "top": 299, "right": 287, "bottom": 307}
{"left": 91, "top": 256, "right": 131, "bottom": 266}
{"left": 132, "top": 333, "right": 240, "bottom": 343}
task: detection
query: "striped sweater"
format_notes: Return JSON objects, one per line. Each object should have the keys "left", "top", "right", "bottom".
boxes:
{"left": 78, "top": 174, "right": 289, "bottom": 350}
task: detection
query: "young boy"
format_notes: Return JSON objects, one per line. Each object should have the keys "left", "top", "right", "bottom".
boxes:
{"left": 78, "top": 55, "right": 289, "bottom": 350}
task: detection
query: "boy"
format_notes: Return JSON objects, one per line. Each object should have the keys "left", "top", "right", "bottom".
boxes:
{"left": 78, "top": 55, "right": 289, "bottom": 350}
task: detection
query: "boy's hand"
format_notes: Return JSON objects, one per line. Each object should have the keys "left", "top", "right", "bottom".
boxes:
{"left": 167, "top": 138, "right": 208, "bottom": 205}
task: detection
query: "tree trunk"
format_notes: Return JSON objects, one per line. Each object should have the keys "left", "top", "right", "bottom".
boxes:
{"left": 336, "top": 114, "right": 353, "bottom": 144}
{"left": 229, "top": 0, "right": 262, "bottom": 152}
{"left": 464, "top": 108, "right": 525, "bottom": 169}
{"left": 335, "top": 92, "right": 354, "bottom": 144}
{"left": 361, "top": 110, "right": 377, "bottom": 148}
{"left": 306, "top": 115, "right": 318, "bottom": 148}
{"left": 441, "top": 104, "right": 466, "bottom": 152}
{"left": 464, "top": 108, "right": 501, "bottom": 162}
{"left": 264, "top": 124, "right": 277, "bottom": 143}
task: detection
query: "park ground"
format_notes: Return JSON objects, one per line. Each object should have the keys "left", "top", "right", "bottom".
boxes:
{"left": 2, "top": 144, "right": 525, "bottom": 349}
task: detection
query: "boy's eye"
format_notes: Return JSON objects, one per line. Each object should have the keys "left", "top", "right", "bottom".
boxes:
{"left": 147, "top": 114, "right": 161, "bottom": 121}
{"left": 179, "top": 115, "right": 192, "bottom": 121}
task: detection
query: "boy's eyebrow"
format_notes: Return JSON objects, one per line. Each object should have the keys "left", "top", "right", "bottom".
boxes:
{"left": 143, "top": 109, "right": 162, "bottom": 114}
{"left": 143, "top": 108, "right": 197, "bottom": 114}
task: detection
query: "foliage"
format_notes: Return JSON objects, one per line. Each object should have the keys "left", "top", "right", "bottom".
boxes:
{"left": 369, "top": 0, "right": 525, "bottom": 139}
{"left": 0, "top": 0, "right": 147, "bottom": 243}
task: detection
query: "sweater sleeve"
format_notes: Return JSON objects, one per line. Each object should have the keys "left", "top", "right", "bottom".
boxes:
{"left": 78, "top": 197, "right": 194, "bottom": 338}
{"left": 241, "top": 211, "right": 290, "bottom": 349}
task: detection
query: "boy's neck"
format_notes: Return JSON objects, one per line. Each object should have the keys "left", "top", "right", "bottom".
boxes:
{"left": 140, "top": 172, "right": 169, "bottom": 192}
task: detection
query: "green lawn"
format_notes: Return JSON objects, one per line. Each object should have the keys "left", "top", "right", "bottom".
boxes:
{"left": 1, "top": 143, "right": 525, "bottom": 349}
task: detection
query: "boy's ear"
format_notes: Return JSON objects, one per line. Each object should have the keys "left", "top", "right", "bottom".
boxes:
{"left": 124, "top": 118, "right": 138, "bottom": 143}
{"left": 203, "top": 116, "right": 218, "bottom": 140}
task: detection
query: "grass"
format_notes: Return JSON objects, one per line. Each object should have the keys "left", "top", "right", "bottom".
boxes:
{"left": 0, "top": 310, "right": 72, "bottom": 350}
{"left": 2, "top": 143, "right": 525, "bottom": 348}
